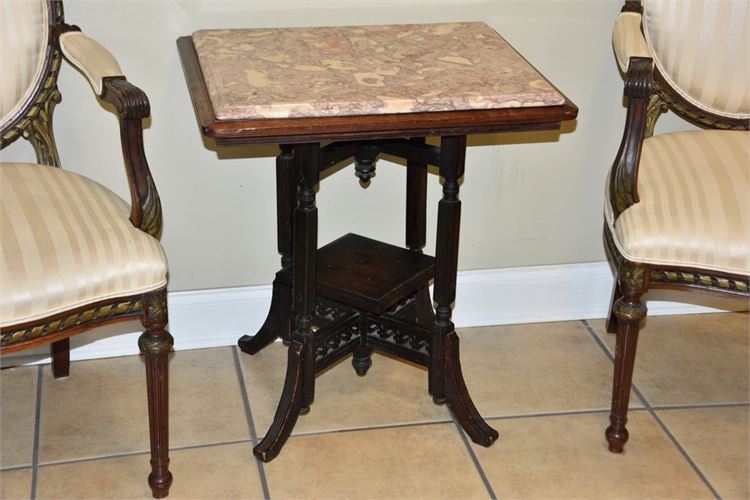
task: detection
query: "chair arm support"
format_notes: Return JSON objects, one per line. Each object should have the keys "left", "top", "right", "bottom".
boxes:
{"left": 609, "top": 57, "right": 653, "bottom": 219}
{"left": 59, "top": 31, "right": 124, "bottom": 96}
{"left": 55, "top": 27, "right": 162, "bottom": 237}
{"left": 612, "top": 12, "right": 651, "bottom": 74}
{"left": 101, "top": 78, "right": 162, "bottom": 239}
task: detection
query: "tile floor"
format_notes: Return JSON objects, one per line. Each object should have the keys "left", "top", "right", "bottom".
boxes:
{"left": 1, "top": 312, "right": 747, "bottom": 499}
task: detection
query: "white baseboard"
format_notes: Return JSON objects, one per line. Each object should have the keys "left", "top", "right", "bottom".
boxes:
{"left": 5, "top": 261, "right": 745, "bottom": 366}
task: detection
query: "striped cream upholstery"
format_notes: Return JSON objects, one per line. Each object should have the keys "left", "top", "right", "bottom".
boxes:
{"left": 0, "top": 163, "right": 167, "bottom": 327}
{"left": 0, "top": 0, "right": 49, "bottom": 130}
{"left": 642, "top": 0, "right": 750, "bottom": 119}
{"left": 59, "top": 32, "right": 124, "bottom": 96}
{"left": 605, "top": 130, "right": 750, "bottom": 275}
{"left": 612, "top": 12, "right": 651, "bottom": 73}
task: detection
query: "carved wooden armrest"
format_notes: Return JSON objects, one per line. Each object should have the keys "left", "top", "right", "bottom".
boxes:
{"left": 57, "top": 28, "right": 162, "bottom": 238}
{"left": 608, "top": 57, "right": 654, "bottom": 219}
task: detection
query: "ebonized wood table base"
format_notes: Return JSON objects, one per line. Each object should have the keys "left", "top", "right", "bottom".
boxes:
{"left": 238, "top": 138, "right": 498, "bottom": 462}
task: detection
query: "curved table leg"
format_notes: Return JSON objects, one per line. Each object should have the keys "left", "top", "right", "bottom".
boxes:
{"left": 444, "top": 331, "right": 498, "bottom": 446}
{"left": 238, "top": 280, "right": 292, "bottom": 354}
{"left": 253, "top": 340, "right": 305, "bottom": 462}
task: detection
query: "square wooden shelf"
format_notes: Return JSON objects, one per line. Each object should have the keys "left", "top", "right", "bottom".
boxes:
{"left": 277, "top": 233, "right": 435, "bottom": 314}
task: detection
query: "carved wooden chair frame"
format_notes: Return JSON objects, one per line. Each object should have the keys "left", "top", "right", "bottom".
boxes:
{"left": 604, "top": 0, "right": 750, "bottom": 454}
{"left": 0, "top": 1, "right": 172, "bottom": 496}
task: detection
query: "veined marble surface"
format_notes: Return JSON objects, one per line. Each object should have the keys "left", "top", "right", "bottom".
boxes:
{"left": 193, "top": 22, "right": 565, "bottom": 120}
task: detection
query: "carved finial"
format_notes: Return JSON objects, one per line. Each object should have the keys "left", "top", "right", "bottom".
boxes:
{"left": 354, "top": 144, "right": 380, "bottom": 187}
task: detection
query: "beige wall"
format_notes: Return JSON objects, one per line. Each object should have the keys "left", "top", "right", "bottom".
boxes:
{"left": 2, "top": 0, "right": 696, "bottom": 292}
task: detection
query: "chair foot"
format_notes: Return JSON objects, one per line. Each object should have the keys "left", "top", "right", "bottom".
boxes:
{"left": 443, "top": 332, "right": 498, "bottom": 447}
{"left": 51, "top": 338, "right": 70, "bottom": 378}
{"left": 606, "top": 423, "right": 628, "bottom": 453}
{"left": 254, "top": 341, "right": 305, "bottom": 462}
{"left": 148, "top": 469, "right": 173, "bottom": 499}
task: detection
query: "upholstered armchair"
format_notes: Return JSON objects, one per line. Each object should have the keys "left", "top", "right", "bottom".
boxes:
{"left": 0, "top": 1, "right": 172, "bottom": 496}
{"left": 604, "top": 0, "right": 749, "bottom": 453}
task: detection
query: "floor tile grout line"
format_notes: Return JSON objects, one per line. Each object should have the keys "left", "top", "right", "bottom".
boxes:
{"left": 484, "top": 408, "right": 613, "bottom": 422}
{"left": 579, "top": 319, "right": 615, "bottom": 362}
{"left": 580, "top": 320, "right": 721, "bottom": 499}
{"left": 652, "top": 402, "right": 750, "bottom": 411}
{"left": 449, "top": 412, "right": 497, "bottom": 500}
{"left": 34, "top": 439, "right": 255, "bottom": 469}
{"left": 290, "top": 418, "right": 455, "bottom": 438}
{"left": 0, "top": 464, "right": 33, "bottom": 473}
{"left": 29, "top": 365, "right": 42, "bottom": 500}
{"left": 648, "top": 410, "right": 721, "bottom": 499}
{"left": 232, "top": 347, "right": 271, "bottom": 500}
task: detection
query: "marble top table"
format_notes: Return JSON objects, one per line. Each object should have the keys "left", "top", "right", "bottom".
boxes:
{"left": 178, "top": 22, "right": 577, "bottom": 463}
{"left": 179, "top": 22, "right": 576, "bottom": 144}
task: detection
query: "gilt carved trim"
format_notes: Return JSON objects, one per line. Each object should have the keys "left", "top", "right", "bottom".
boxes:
{"left": 0, "top": 1, "right": 67, "bottom": 164}
{"left": 1, "top": 297, "right": 143, "bottom": 349}
{"left": 644, "top": 93, "right": 668, "bottom": 138}
{"left": 652, "top": 70, "right": 750, "bottom": 131}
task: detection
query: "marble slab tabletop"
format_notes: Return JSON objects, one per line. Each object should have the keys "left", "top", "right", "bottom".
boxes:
{"left": 192, "top": 22, "right": 565, "bottom": 121}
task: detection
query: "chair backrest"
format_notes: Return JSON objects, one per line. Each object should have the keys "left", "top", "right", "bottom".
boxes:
{"left": 642, "top": 0, "right": 749, "bottom": 121}
{"left": 0, "top": 0, "right": 51, "bottom": 130}
{"left": 1, "top": 0, "right": 64, "bottom": 165}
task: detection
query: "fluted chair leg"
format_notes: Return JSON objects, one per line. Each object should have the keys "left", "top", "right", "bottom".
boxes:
{"left": 606, "top": 267, "right": 647, "bottom": 453}
{"left": 51, "top": 338, "right": 70, "bottom": 378}
{"left": 139, "top": 291, "right": 173, "bottom": 498}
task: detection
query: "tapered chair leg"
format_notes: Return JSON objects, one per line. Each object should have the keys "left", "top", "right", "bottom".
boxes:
{"left": 139, "top": 291, "right": 173, "bottom": 498}
{"left": 51, "top": 338, "right": 70, "bottom": 378}
{"left": 606, "top": 287, "right": 646, "bottom": 453}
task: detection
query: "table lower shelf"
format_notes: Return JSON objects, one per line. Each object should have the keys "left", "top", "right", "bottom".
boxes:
{"left": 276, "top": 232, "right": 435, "bottom": 314}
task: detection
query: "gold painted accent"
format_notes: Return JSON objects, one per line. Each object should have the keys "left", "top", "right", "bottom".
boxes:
{"left": 620, "top": 264, "right": 647, "bottom": 290}
{"left": 138, "top": 331, "right": 174, "bottom": 355}
{"left": 612, "top": 169, "right": 635, "bottom": 217}
{"left": 140, "top": 174, "right": 163, "bottom": 239}
{"left": 613, "top": 298, "right": 647, "bottom": 322}
{"left": 145, "top": 291, "right": 167, "bottom": 323}
{"left": 654, "top": 83, "right": 748, "bottom": 131}
{"left": 649, "top": 270, "right": 749, "bottom": 295}
{"left": 1, "top": 299, "right": 143, "bottom": 348}
{"left": 644, "top": 92, "right": 668, "bottom": 138}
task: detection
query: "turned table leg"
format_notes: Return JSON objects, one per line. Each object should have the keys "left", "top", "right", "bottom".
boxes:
{"left": 431, "top": 135, "right": 498, "bottom": 446}
{"left": 254, "top": 142, "right": 320, "bottom": 461}
{"left": 405, "top": 138, "right": 435, "bottom": 326}
{"left": 239, "top": 145, "right": 296, "bottom": 353}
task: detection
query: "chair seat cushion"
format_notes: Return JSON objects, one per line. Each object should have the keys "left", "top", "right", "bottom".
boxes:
{"left": 605, "top": 130, "right": 750, "bottom": 276}
{"left": 1, "top": 163, "right": 167, "bottom": 327}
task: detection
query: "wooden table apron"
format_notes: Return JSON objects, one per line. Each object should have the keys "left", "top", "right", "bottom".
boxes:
{"left": 177, "top": 35, "right": 578, "bottom": 462}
